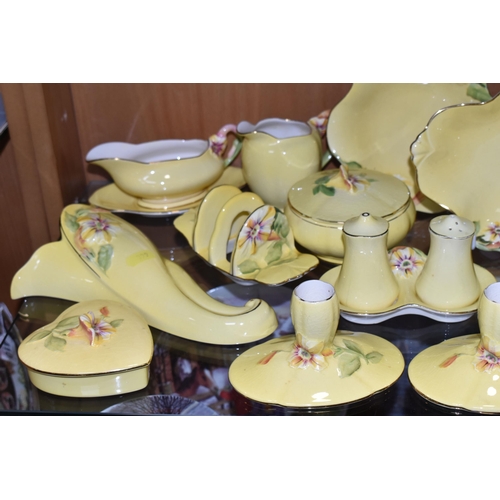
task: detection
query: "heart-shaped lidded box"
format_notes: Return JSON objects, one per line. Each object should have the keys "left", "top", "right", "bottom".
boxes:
{"left": 18, "top": 300, "right": 154, "bottom": 398}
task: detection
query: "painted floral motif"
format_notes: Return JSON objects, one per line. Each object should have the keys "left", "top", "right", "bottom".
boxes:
{"left": 27, "top": 307, "right": 123, "bottom": 352}
{"left": 289, "top": 333, "right": 333, "bottom": 371}
{"left": 78, "top": 212, "right": 117, "bottom": 243}
{"left": 389, "top": 246, "right": 426, "bottom": 277}
{"left": 65, "top": 208, "right": 119, "bottom": 274}
{"left": 208, "top": 124, "right": 237, "bottom": 157}
{"left": 307, "top": 109, "right": 331, "bottom": 137}
{"left": 236, "top": 206, "right": 295, "bottom": 276}
{"left": 312, "top": 163, "right": 373, "bottom": 196}
{"left": 476, "top": 222, "right": 500, "bottom": 250}
{"left": 78, "top": 307, "right": 118, "bottom": 346}
{"left": 237, "top": 205, "right": 280, "bottom": 255}
{"left": 439, "top": 353, "right": 465, "bottom": 368}
{"left": 474, "top": 345, "right": 500, "bottom": 373}
{"left": 258, "top": 336, "right": 382, "bottom": 377}
{"left": 439, "top": 342, "right": 500, "bottom": 373}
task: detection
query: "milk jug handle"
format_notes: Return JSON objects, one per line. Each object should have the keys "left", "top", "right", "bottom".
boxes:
{"left": 308, "top": 109, "right": 332, "bottom": 169}
{"left": 208, "top": 124, "right": 243, "bottom": 167}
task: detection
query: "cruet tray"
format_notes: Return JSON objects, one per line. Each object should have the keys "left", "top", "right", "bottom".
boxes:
{"left": 321, "top": 246, "right": 496, "bottom": 324}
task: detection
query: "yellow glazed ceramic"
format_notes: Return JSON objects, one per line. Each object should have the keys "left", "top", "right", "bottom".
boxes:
{"left": 408, "top": 282, "right": 500, "bottom": 414}
{"left": 411, "top": 93, "right": 500, "bottom": 252}
{"left": 85, "top": 126, "right": 240, "bottom": 210}
{"left": 192, "top": 184, "right": 244, "bottom": 254}
{"left": 11, "top": 204, "right": 278, "bottom": 345}
{"left": 229, "top": 280, "right": 405, "bottom": 408}
{"left": 174, "top": 186, "right": 319, "bottom": 286}
{"left": 18, "top": 299, "right": 154, "bottom": 398}
{"left": 326, "top": 83, "right": 489, "bottom": 212}
{"left": 284, "top": 165, "right": 416, "bottom": 263}
{"left": 321, "top": 244, "right": 495, "bottom": 324}
{"left": 234, "top": 110, "right": 331, "bottom": 209}
{"left": 208, "top": 192, "right": 266, "bottom": 271}
{"left": 88, "top": 166, "right": 246, "bottom": 217}
{"left": 415, "top": 215, "right": 481, "bottom": 309}
{"left": 334, "top": 214, "right": 399, "bottom": 312}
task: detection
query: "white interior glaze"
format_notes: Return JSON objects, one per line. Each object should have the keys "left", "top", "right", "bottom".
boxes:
{"left": 484, "top": 282, "right": 500, "bottom": 304}
{"left": 237, "top": 118, "right": 310, "bottom": 139}
{"left": 294, "top": 280, "right": 334, "bottom": 303}
{"left": 86, "top": 139, "right": 209, "bottom": 163}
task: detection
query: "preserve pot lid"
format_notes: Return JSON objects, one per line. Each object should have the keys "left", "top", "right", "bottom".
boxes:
{"left": 287, "top": 166, "right": 412, "bottom": 225}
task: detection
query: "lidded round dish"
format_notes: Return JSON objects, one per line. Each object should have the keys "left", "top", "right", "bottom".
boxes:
{"left": 284, "top": 165, "right": 416, "bottom": 263}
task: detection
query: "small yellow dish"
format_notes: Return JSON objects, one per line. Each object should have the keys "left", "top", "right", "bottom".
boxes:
{"left": 18, "top": 299, "right": 154, "bottom": 398}
{"left": 411, "top": 93, "right": 500, "bottom": 252}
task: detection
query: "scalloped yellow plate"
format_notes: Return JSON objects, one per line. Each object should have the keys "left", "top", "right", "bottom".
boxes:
{"left": 327, "top": 83, "right": 487, "bottom": 213}
{"left": 411, "top": 94, "right": 500, "bottom": 252}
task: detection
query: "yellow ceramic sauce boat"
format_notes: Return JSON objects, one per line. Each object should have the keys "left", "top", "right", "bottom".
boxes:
{"left": 11, "top": 204, "right": 278, "bottom": 345}
{"left": 227, "top": 110, "right": 331, "bottom": 209}
{"left": 85, "top": 126, "right": 240, "bottom": 210}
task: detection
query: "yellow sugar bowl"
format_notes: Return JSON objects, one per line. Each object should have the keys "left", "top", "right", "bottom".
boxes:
{"left": 18, "top": 299, "right": 154, "bottom": 398}
{"left": 284, "top": 164, "right": 416, "bottom": 264}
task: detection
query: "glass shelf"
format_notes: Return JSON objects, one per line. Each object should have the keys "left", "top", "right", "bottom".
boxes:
{"left": 2, "top": 202, "right": 499, "bottom": 416}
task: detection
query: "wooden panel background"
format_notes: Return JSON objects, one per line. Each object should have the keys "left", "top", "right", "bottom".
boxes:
{"left": 71, "top": 83, "right": 352, "bottom": 182}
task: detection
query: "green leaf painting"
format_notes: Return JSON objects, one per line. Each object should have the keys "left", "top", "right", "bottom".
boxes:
{"left": 44, "top": 335, "right": 67, "bottom": 352}
{"left": 265, "top": 242, "right": 283, "bottom": 266}
{"left": 238, "top": 259, "right": 260, "bottom": 274}
{"left": 54, "top": 316, "right": 80, "bottom": 331}
{"left": 64, "top": 212, "right": 79, "bottom": 232}
{"left": 467, "top": 83, "right": 492, "bottom": 103}
{"left": 345, "top": 161, "right": 363, "bottom": 169}
{"left": 338, "top": 353, "right": 361, "bottom": 378}
{"left": 271, "top": 209, "right": 290, "bottom": 238}
{"left": 27, "top": 329, "right": 52, "bottom": 343}
{"left": 97, "top": 244, "right": 113, "bottom": 273}
{"left": 333, "top": 339, "right": 383, "bottom": 378}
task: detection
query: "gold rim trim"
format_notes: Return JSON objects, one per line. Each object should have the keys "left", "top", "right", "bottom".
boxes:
{"left": 287, "top": 195, "right": 412, "bottom": 227}
{"left": 22, "top": 360, "right": 152, "bottom": 378}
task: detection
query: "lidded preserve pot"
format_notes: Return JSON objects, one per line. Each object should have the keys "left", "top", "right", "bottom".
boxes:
{"left": 284, "top": 165, "right": 416, "bottom": 263}
{"left": 415, "top": 214, "right": 481, "bottom": 309}
{"left": 334, "top": 213, "right": 399, "bottom": 312}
